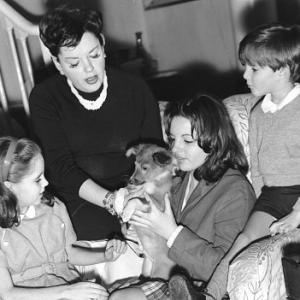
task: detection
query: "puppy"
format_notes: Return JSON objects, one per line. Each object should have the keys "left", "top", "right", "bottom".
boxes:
{"left": 122, "top": 143, "right": 177, "bottom": 279}
{"left": 123, "top": 143, "right": 176, "bottom": 218}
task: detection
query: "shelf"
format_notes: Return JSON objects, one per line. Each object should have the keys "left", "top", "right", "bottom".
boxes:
{"left": 143, "top": 0, "right": 199, "bottom": 10}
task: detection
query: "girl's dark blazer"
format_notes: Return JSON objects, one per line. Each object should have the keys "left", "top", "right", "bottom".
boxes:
{"left": 169, "top": 168, "right": 256, "bottom": 281}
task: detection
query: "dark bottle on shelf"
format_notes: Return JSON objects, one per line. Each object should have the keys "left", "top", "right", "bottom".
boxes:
{"left": 135, "top": 31, "right": 144, "bottom": 58}
{"left": 135, "top": 31, "right": 157, "bottom": 75}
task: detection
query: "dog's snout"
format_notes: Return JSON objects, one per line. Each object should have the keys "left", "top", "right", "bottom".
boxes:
{"left": 129, "top": 177, "right": 145, "bottom": 185}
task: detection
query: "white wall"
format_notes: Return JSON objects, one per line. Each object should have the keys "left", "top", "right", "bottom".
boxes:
{"left": 145, "top": 0, "right": 237, "bottom": 72}
{"left": 99, "top": 0, "right": 277, "bottom": 73}
{"left": 230, "top": 0, "right": 277, "bottom": 69}
{"left": 99, "top": 0, "right": 147, "bottom": 49}
{"left": 8, "top": 0, "right": 46, "bottom": 16}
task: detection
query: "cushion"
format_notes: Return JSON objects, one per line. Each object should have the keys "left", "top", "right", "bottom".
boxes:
{"left": 223, "top": 93, "right": 259, "bottom": 181}
{"left": 158, "top": 101, "right": 168, "bottom": 142}
{"left": 228, "top": 229, "right": 300, "bottom": 300}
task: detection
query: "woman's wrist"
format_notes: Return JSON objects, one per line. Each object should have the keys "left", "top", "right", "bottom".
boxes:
{"left": 101, "top": 188, "right": 128, "bottom": 216}
{"left": 102, "top": 191, "right": 117, "bottom": 215}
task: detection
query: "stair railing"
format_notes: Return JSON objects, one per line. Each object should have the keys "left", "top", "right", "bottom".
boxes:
{"left": 0, "top": 0, "right": 51, "bottom": 117}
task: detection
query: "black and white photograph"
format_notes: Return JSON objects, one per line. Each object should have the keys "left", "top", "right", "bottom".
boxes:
{"left": 0, "top": 0, "right": 300, "bottom": 299}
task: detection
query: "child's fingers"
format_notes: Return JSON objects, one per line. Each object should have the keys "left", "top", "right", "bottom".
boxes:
{"left": 270, "top": 209, "right": 300, "bottom": 236}
{"left": 270, "top": 222, "right": 285, "bottom": 235}
{"left": 129, "top": 220, "right": 149, "bottom": 228}
{"left": 105, "top": 240, "right": 117, "bottom": 257}
{"left": 104, "top": 245, "right": 114, "bottom": 258}
{"left": 114, "top": 239, "right": 127, "bottom": 253}
{"left": 132, "top": 209, "right": 148, "bottom": 218}
{"left": 120, "top": 240, "right": 127, "bottom": 253}
{"left": 270, "top": 221, "right": 292, "bottom": 236}
{"left": 105, "top": 239, "right": 114, "bottom": 250}
{"left": 129, "top": 214, "right": 150, "bottom": 228}
{"left": 106, "top": 239, "right": 127, "bottom": 254}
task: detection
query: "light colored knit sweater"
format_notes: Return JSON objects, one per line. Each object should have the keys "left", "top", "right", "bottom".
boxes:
{"left": 249, "top": 94, "right": 300, "bottom": 196}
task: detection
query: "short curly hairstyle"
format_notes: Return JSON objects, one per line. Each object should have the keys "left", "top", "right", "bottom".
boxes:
{"left": 39, "top": 6, "right": 104, "bottom": 57}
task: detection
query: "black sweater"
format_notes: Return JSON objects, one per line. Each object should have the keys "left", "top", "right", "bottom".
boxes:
{"left": 30, "top": 68, "right": 163, "bottom": 204}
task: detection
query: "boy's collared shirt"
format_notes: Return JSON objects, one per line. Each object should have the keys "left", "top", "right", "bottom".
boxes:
{"left": 20, "top": 205, "right": 36, "bottom": 220}
{"left": 261, "top": 83, "right": 300, "bottom": 113}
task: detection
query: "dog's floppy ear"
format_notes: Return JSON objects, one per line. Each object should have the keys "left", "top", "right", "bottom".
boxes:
{"left": 152, "top": 151, "right": 172, "bottom": 166}
{"left": 126, "top": 144, "right": 144, "bottom": 157}
{"left": 126, "top": 146, "right": 137, "bottom": 158}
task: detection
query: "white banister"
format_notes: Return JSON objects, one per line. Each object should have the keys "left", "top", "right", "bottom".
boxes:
{"left": 6, "top": 18, "right": 30, "bottom": 116}
{"left": 0, "top": 0, "right": 39, "bottom": 35}
{"left": 0, "top": 70, "right": 8, "bottom": 112}
{"left": 0, "top": 0, "right": 51, "bottom": 117}
{"left": 17, "top": 30, "right": 35, "bottom": 89}
{"left": 0, "top": 0, "right": 51, "bottom": 65}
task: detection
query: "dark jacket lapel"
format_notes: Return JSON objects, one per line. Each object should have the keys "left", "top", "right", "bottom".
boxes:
{"left": 178, "top": 179, "right": 217, "bottom": 221}
{"left": 175, "top": 169, "right": 241, "bottom": 221}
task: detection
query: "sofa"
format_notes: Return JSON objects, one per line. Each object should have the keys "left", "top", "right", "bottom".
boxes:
{"left": 223, "top": 93, "right": 300, "bottom": 300}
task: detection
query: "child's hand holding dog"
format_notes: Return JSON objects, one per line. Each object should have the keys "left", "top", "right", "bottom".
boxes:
{"left": 130, "top": 193, "right": 178, "bottom": 240}
{"left": 104, "top": 239, "right": 127, "bottom": 261}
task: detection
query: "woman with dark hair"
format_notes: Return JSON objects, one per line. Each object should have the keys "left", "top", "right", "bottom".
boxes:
{"left": 29, "top": 6, "right": 162, "bottom": 241}
{"left": 109, "top": 95, "right": 255, "bottom": 300}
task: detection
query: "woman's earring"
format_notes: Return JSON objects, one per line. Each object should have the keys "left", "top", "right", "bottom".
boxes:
{"left": 104, "top": 53, "right": 107, "bottom": 58}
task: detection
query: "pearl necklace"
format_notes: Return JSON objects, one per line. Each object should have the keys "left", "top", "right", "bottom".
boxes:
{"left": 67, "top": 72, "right": 108, "bottom": 110}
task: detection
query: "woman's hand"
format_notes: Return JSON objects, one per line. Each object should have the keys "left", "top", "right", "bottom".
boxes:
{"left": 129, "top": 193, "right": 178, "bottom": 240}
{"left": 62, "top": 282, "right": 108, "bottom": 300}
{"left": 104, "top": 239, "right": 127, "bottom": 262}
